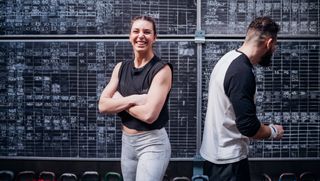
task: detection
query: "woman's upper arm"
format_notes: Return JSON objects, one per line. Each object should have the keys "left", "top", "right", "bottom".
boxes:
{"left": 98, "top": 62, "right": 122, "bottom": 113}
{"left": 100, "top": 62, "right": 121, "bottom": 99}
{"left": 141, "top": 64, "right": 172, "bottom": 122}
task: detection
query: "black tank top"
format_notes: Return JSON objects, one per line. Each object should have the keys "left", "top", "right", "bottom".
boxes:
{"left": 117, "top": 55, "right": 172, "bottom": 131}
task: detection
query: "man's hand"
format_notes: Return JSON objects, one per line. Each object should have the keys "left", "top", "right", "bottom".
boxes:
{"left": 269, "top": 124, "right": 284, "bottom": 140}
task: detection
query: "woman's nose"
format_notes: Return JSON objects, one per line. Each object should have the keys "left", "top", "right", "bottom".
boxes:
{"left": 138, "top": 31, "right": 144, "bottom": 37}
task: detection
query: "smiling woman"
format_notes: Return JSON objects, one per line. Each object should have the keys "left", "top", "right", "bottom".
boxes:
{"left": 129, "top": 16, "right": 157, "bottom": 67}
{"left": 98, "top": 16, "right": 173, "bottom": 181}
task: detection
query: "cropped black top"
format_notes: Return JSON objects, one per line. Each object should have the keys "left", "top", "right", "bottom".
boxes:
{"left": 117, "top": 55, "right": 172, "bottom": 131}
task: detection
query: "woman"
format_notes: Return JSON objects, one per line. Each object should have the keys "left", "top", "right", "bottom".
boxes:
{"left": 98, "top": 16, "right": 172, "bottom": 181}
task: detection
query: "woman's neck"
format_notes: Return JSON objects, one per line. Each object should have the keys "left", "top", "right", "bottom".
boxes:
{"left": 134, "top": 51, "right": 154, "bottom": 68}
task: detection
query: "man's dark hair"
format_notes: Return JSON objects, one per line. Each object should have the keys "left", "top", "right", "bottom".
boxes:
{"left": 131, "top": 15, "right": 157, "bottom": 36}
{"left": 248, "top": 17, "right": 280, "bottom": 39}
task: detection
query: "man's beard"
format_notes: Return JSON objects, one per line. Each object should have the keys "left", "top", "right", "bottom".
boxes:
{"left": 259, "top": 49, "right": 273, "bottom": 67}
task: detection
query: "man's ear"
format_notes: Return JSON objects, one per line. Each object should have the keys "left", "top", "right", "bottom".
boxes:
{"left": 266, "top": 38, "right": 274, "bottom": 49}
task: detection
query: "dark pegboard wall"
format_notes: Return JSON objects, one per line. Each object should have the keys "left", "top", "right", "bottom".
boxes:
{"left": 202, "top": 0, "right": 319, "bottom": 35}
{"left": 0, "top": 0, "right": 319, "bottom": 160}
{"left": 0, "top": 0, "right": 197, "bottom": 35}
{"left": 0, "top": 41, "right": 197, "bottom": 158}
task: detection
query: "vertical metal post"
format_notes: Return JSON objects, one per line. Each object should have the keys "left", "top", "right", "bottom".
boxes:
{"left": 193, "top": 0, "right": 206, "bottom": 178}
{"left": 195, "top": 0, "right": 203, "bottom": 157}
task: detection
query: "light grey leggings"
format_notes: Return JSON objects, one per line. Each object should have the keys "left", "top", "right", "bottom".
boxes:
{"left": 121, "top": 128, "right": 171, "bottom": 181}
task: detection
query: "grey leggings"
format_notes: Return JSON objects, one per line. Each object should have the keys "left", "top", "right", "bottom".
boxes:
{"left": 121, "top": 128, "right": 171, "bottom": 181}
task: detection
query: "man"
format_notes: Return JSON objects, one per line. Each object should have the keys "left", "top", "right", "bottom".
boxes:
{"left": 200, "top": 17, "right": 284, "bottom": 181}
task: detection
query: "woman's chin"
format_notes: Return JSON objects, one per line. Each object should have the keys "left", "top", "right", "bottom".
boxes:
{"left": 134, "top": 47, "right": 148, "bottom": 52}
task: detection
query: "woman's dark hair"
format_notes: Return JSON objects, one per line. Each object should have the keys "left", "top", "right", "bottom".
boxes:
{"left": 131, "top": 16, "right": 157, "bottom": 36}
{"left": 248, "top": 16, "right": 280, "bottom": 38}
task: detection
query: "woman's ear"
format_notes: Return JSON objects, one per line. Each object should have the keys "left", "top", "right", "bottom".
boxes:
{"left": 151, "top": 35, "right": 157, "bottom": 44}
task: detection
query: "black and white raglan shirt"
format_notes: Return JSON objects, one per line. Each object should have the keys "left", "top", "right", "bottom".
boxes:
{"left": 200, "top": 50, "right": 261, "bottom": 164}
